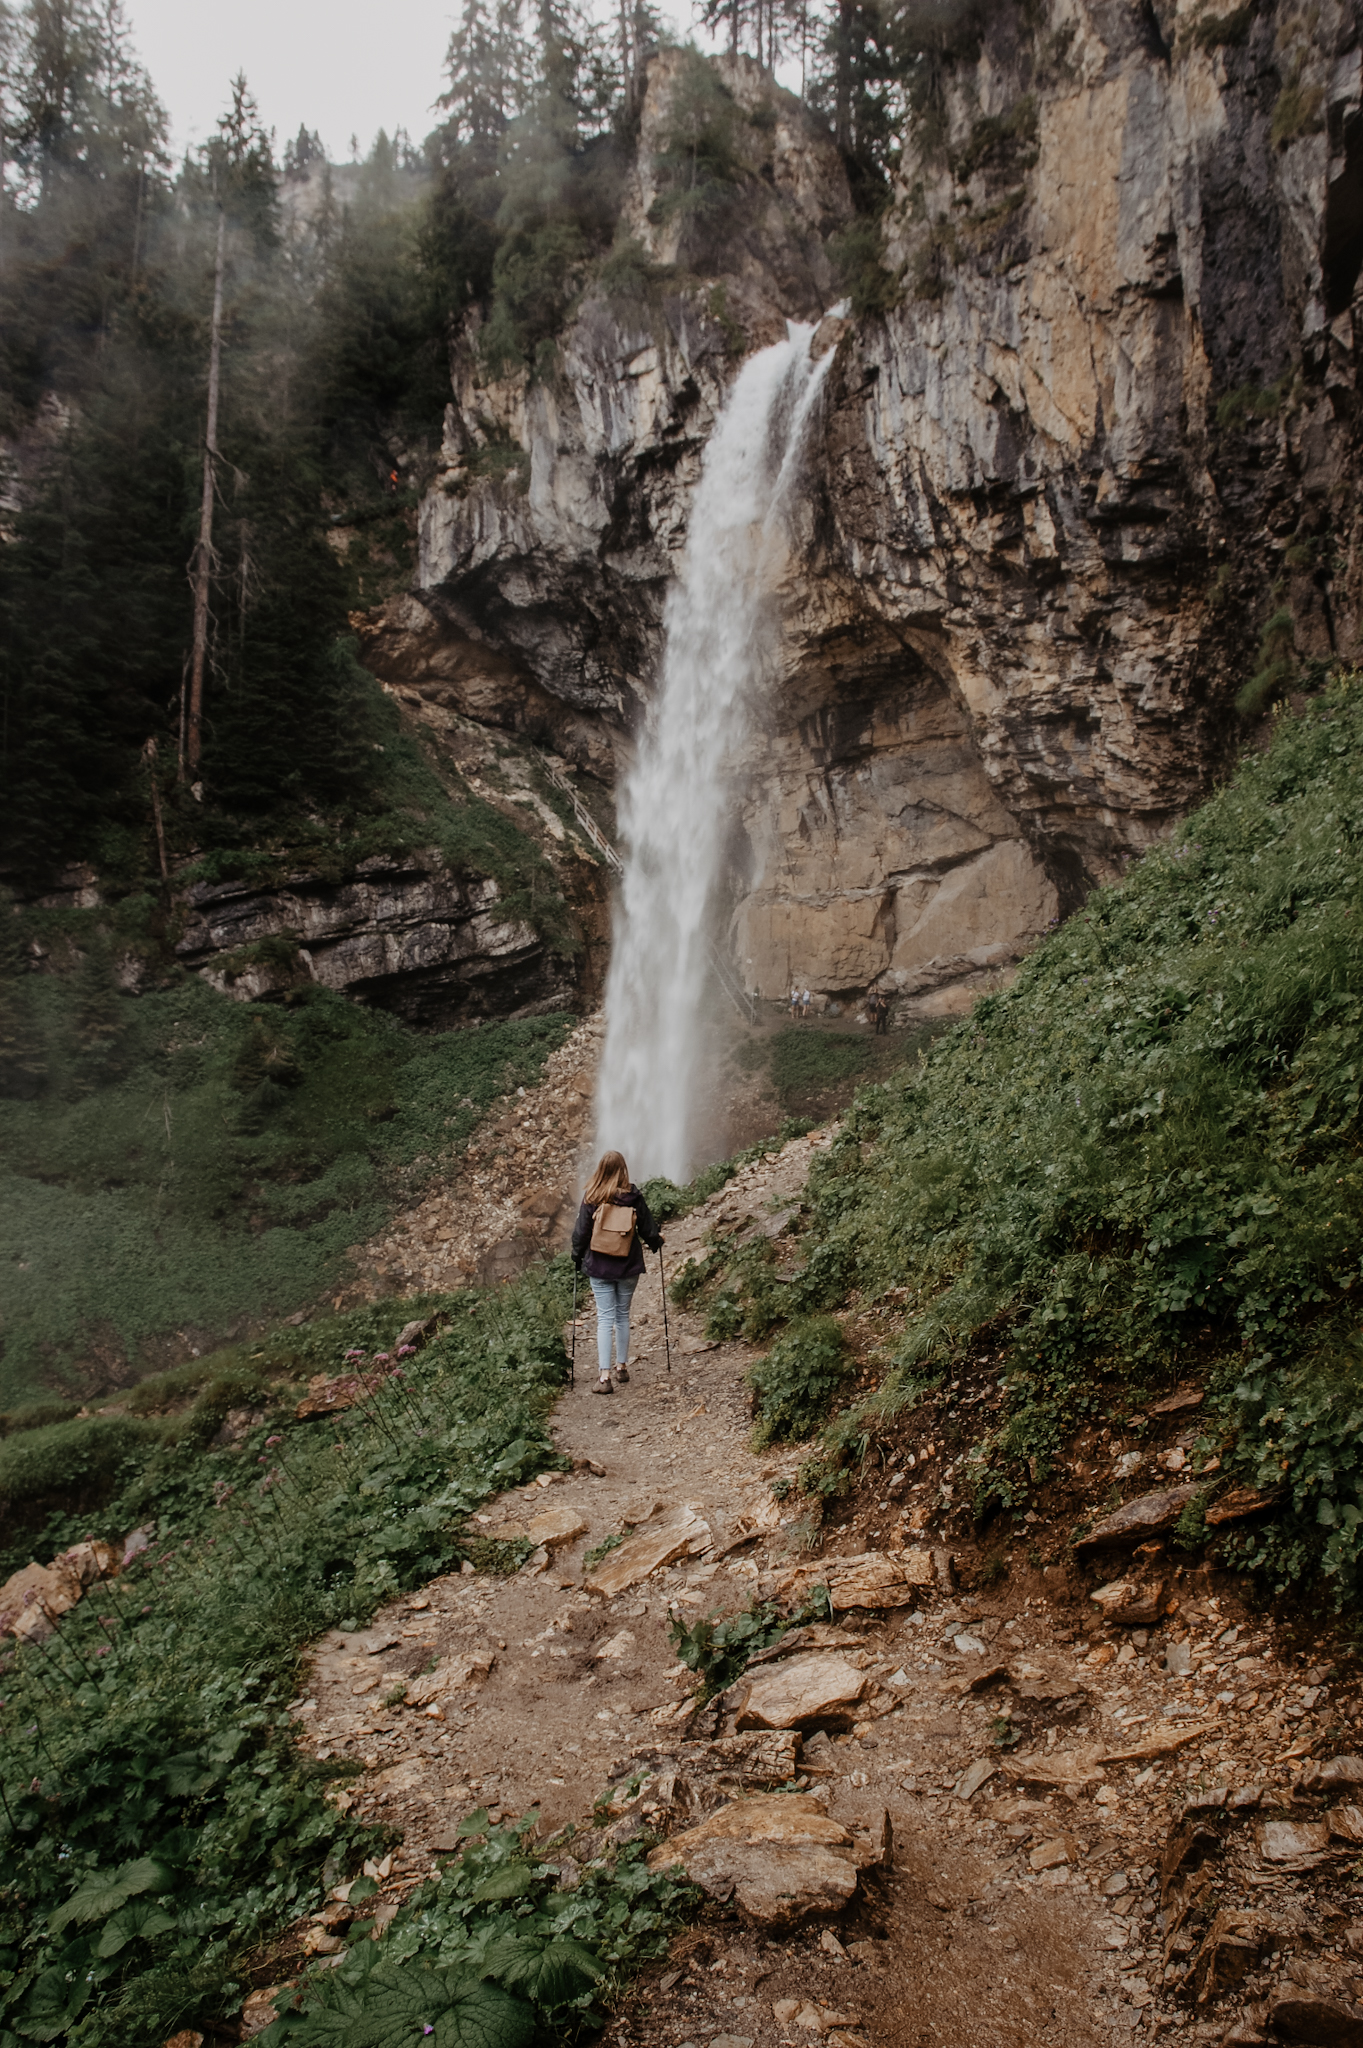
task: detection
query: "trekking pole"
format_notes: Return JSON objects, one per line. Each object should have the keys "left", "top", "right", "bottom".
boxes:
{"left": 658, "top": 1244, "right": 672, "bottom": 1374}
{"left": 570, "top": 1263, "right": 578, "bottom": 1388}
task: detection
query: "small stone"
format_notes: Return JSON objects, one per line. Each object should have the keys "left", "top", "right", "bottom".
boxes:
{"left": 1329, "top": 1805, "right": 1363, "bottom": 1846}
{"left": 1029, "top": 1835, "right": 1075, "bottom": 1872}
{"left": 525, "top": 1506, "right": 589, "bottom": 1549}
{"left": 1165, "top": 1640, "right": 1193, "bottom": 1677}
{"left": 956, "top": 1758, "right": 997, "bottom": 1801}
{"left": 1115, "top": 1452, "right": 1143, "bottom": 1480}
{"left": 953, "top": 1632, "right": 987, "bottom": 1655}
{"left": 708, "top": 2036, "right": 754, "bottom": 2048}
{"left": 772, "top": 2000, "right": 800, "bottom": 2024}
{"left": 820, "top": 1927, "right": 848, "bottom": 1958}
{"left": 1091, "top": 1577, "right": 1166, "bottom": 1626}
{"left": 1104, "top": 1872, "right": 1131, "bottom": 1897}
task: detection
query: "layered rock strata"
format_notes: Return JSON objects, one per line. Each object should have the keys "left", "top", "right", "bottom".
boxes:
{"left": 399, "top": 1, "right": 1361, "bottom": 1010}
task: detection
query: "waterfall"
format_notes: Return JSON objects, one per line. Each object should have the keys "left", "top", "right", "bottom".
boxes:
{"left": 595, "top": 320, "right": 833, "bottom": 1184}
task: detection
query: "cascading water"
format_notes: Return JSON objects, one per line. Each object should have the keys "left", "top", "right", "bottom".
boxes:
{"left": 595, "top": 320, "right": 834, "bottom": 1183}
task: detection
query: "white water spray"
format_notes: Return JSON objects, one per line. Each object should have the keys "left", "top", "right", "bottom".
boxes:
{"left": 595, "top": 321, "right": 833, "bottom": 1182}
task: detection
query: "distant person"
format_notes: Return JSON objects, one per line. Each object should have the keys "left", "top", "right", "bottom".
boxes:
{"left": 801, "top": 987, "right": 812, "bottom": 1020}
{"left": 571, "top": 1150, "right": 663, "bottom": 1395}
{"left": 789, "top": 984, "right": 800, "bottom": 1020}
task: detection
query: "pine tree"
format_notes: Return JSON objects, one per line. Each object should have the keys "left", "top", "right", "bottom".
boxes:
{"left": 440, "top": 0, "right": 532, "bottom": 169}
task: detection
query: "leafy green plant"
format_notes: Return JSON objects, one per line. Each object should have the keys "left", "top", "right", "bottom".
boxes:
{"left": 731, "top": 675, "right": 1363, "bottom": 1599}
{"left": 582, "top": 1532, "right": 624, "bottom": 1571}
{"left": 1236, "top": 605, "right": 1296, "bottom": 718}
{"left": 257, "top": 1816, "right": 698, "bottom": 2046}
{"left": 0, "top": 1264, "right": 576, "bottom": 2043}
{"left": 668, "top": 1590, "right": 830, "bottom": 1699}
{"left": 747, "top": 1316, "right": 853, "bottom": 1445}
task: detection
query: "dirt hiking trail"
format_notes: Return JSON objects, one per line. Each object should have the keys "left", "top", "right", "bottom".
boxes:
{"left": 272, "top": 1020, "right": 1363, "bottom": 2048}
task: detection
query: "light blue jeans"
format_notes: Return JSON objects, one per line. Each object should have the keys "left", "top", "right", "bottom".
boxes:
{"left": 588, "top": 1275, "right": 640, "bottom": 1375}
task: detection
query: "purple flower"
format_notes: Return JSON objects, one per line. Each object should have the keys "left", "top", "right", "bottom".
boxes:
{"left": 344, "top": 1348, "right": 366, "bottom": 1360}
{"left": 373, "top": 1352, "right": 390, "bottom": 1363}
{"left": 396, "top": 1345, "right": 416, "bottom": 1357}
{"left": 94, "top": 1646, "right": 110, "bottom": 1658}
{"left": 266, "top": 1434, "right": 282, "bottom": 1446}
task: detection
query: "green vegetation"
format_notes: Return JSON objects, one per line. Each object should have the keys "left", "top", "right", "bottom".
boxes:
{"left": 1271, "top": 73, "right": 1325, "bottom": 147}
{"left": 640, "top": 1116, "right": 815, "bottom": 1224}
{"left": 949, "top": 94, "right": 1038, "bottom": 184}
{"left": 0, "top": 1268, "right": 586, "bottom": 2044}
{"left": 747, "top": 1315, "right": 853, "bottom": 1445}
{"left": 705, "top": 677, "right": 1363, "bottom": 1601}
{"left": 258, "top": 1819, "right": 696, "bottom": 2044}
{"left": 668, "top": 1590, "right": 830, "bottom": 1699}
{"left": 0, "top": 929, "right": 573, "bottom": 1402}
{"left": 1215, "top": 378, "right": 1290, "bottom": 430}
{"left": 1236, "top": 604, "right": 1296, "bottom": 718}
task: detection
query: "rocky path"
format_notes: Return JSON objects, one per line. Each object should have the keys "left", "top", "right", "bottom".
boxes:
{"left": 279, "top": 1072, "right": 1363, "bottom": 2048}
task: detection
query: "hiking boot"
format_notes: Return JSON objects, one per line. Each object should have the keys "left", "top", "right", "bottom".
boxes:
{"left": 592, "top": 1377, "right": 614, "bottom": 1395}
{"left": 613, "top": 1366, "right": 630, "bottom": 1383}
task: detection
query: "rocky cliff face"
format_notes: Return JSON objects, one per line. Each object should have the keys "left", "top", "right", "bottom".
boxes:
{"left": 380, "top": 2, "right": 1362, "bottom": 1015}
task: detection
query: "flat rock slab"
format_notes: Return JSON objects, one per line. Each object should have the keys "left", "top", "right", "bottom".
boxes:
{"left": 1073, "top": 1484, "right": 1203, "bottom": 1554}
{"left": 584, "top": 1504, "right": 711, "bottom": 1595}
{"left": 735, "top": 1653, "right": 870, "bottom": 1730}
{"left": 1002, "top": 1748, "right": 1105, "bottom": 1793}
{"left": 1100, "top": 1720, "right": 1219, "bottom": 1765}
{"left": 1260, "top": 1820, "right": 1330, "bottom": 1863}
{"left": 1205, "top": 1486, "right": 1282, "bottom": 1528}
{"left": 525, "top": 1506, "right": 588, "bottom": 1549}
{"left": 648, "top": 1792, "right": 861, "bottom": 1929}
{"left": 1300, "top": 1755, "right": 1363, "bottom": 1791}
{"left": 775, "top": 1548, "right": 933, "bottom": 1610}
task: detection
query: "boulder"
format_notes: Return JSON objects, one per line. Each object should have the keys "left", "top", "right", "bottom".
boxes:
{"left": 773, "top": 1548, "right": 934, "bottom": 1610}
{"left": 1090, "top": 1576, "right": 1165, "bottom": 1625}
{"left": 1267, "top": 1995, "right": 1363, "bottom": 2047}
{"left": 734, "top": 1653, "right": 869, "bottom": 1730}
{"left": 1072, "top": 1485, "right": 1203, "bottom": 1555}
{"left": 0, "top": 1541, "right": 118, "bottom": 1641}
{"left": 584, "top": 1504, "right": 711, "bottom": 1595}
{"left": 647, "top": 1791, "right": 867, "bottom": 1929}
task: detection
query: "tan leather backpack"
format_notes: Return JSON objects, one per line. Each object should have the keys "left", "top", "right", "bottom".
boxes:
{"left": 589, "top": 1201, "right": 637, "bottom": 1258}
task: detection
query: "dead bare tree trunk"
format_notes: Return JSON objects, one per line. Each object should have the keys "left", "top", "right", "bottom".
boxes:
{"left": 143, "top": 737, "right": 169, "bottom": 880}
{"left": 184, "top": 202, "right": 225, "bottom": 785}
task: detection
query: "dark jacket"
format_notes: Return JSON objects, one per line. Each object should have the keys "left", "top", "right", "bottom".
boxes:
{"left": 571, "top": 1185, "right": 662, "bottom": 1281}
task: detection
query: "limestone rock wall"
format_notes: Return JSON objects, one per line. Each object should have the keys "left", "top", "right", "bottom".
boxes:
{"left": 402, "top": 1, "right": 1362, "bottom": 1011}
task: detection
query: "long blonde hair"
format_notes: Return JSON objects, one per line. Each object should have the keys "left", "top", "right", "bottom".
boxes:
{"left": 584, "top": 1150, "right": 631, "bottom": 1207}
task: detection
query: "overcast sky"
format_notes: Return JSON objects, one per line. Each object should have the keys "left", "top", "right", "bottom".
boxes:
{"left": 123, "top": 0, "right": 696, "bottom": 161}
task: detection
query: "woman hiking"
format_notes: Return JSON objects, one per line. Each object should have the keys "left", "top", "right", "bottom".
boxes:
{"left": 570, "top": 1150, "right": 663, "bottom": 1395}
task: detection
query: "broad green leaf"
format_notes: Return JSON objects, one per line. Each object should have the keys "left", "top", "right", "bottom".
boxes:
{"left": 254, "top": 1964, "right": 535, "bottom": 2048}
{"left": 481, "top": 1932, "right": 603, "bottom": 2004}
{"left": 20, "top": 1965, "right": 91, "bottom": 2042}
{"left": 467, "top": 1865, "right": 537, "bottom": 1905}
{"left": 93, "top": 1901, "right": 177, "bottom": 1957}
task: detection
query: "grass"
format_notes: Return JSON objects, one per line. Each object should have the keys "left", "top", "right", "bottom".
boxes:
{"left": 0, "top": 927, "right": 575, "bottom": 1402}
{"left": 0, "top": 1265, "right": 593, "bottom": 2044}
{"left": 695, "top": 673, "right": 1363, "bottom": 1602}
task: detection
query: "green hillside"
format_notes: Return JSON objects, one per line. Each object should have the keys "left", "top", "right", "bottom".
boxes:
{"left": 711, "top": 677, "right": 1363, "bottom": 1598}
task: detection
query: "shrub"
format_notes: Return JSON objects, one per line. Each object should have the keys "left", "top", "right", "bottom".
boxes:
{"left": 747, "top": 1315, "right": 853, "bottom": 1445}
{"left": 0, "top": 1399, "right": 80, "bottom": 1436}
{"left": 1236, "top": 605, "right": 1296, "bottom": 718}
{"left": 0, "top": 1414, "right": 160, "bottom": 1528}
